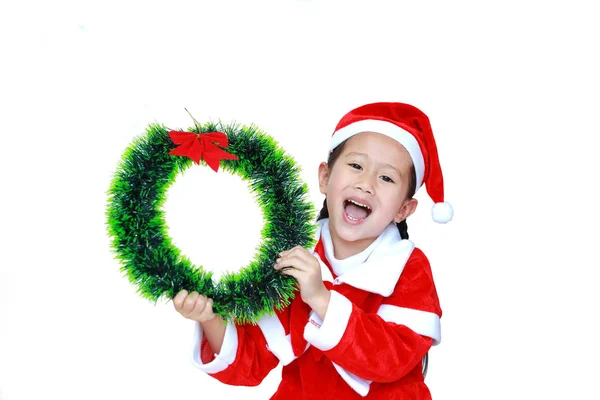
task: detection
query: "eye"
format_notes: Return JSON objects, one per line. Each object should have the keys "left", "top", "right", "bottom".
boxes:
{"left": 380, "top": 175, "right": 394, "bottom": 183}
{"left": 349, "top": 163, "right": 362, "bottom": 170}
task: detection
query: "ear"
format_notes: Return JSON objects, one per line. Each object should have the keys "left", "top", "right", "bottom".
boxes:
{"left": 318, "top": 162, "right": 329, "bottom": 195}
{"left": 393, "top": 198, "right": 418, "bottom": 223}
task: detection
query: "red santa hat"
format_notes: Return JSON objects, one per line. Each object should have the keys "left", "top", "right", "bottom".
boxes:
{"left": 330, "top": 102, "right": 453, "bottom": 223}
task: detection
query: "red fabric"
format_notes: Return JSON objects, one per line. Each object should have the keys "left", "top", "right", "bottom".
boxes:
{"left": 382, "top": 248, "right": 442, "bottom": 316}
{"left": 201, "top": 241, "right": 441, "bottom": 399}
{"left": 290, "top": 297, "right": 312, "bottom": 356}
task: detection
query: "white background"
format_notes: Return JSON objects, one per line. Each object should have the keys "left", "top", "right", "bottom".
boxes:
{"left": 1, "top": 1, "right": 599, "bottom": 399}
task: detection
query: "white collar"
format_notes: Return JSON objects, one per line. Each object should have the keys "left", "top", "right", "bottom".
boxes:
{"left": 312, "top": 219, "right": 415, "bottom": 297}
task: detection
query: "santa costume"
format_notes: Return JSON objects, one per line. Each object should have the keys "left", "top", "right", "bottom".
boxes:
{"left": 190, "top": 102, "right": 453, "bottom": 399}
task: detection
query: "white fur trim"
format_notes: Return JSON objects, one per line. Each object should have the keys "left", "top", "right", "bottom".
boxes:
{"left": 191, "top": 320, "right": 238, "bottom": 373}
{"left": 432, "top": 201, "right": 453, "bottom": 224}
{"left": 304, "top": 291, "right": 353, "bottom": 351}
{"left": 322, "top": 220, "right": 415, "bottom": 297}
{"left": 377, "top": 305, "right": 441, "bottom": 345}
{"left": 315, "top": 253, "right": 334, "bottom": 283}
{"left": 320, "top": 218, "right": 391, "bottom": 277}
{"left": 336, "top": 239, "right": 414, "bottom": 297}
{"left": 332, "top": 363, "right": 372, "bottom": 397}
{"left": 256, "top": 314, "right": 300, "bottom": 365}
{"left": 330, "top": 119, "right": 425, "bottom": 188}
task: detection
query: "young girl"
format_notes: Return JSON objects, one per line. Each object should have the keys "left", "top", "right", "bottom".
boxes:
{"left": 173, "top": 102, "right": 453, "bottom": 399}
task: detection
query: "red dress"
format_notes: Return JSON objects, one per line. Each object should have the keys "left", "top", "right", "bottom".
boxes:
{"left": 191, "top": 220, "right": 442, "bottom": 399}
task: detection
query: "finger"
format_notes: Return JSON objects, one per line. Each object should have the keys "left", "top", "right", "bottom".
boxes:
{"left": 290, "top": 248, "right": 316, "bottom": 264}
{"left": 189, "top": 295, "right": 208, "bottom": 319}
{"left": 279, "top": 266, "right": 302, "bottom": 280}
{"left": 278, "top": 249, "right": 293, "bottom": 258}
{"left": 182, "top": 291, "right": 200, "bottom": 316}
{"left": 198, "top": 298, "right": 215, "bottom": 320}
{"left": 280, "top": 247, "right": 313, "bottom": 264}
{"left": 173, "top": 290, "right": 189, "bottom": 311}
{"left": 275, "top": 255, "right": 307, "bottom": 271}
{"left": 278, "top": 245, "right": 303, "bottom": 258}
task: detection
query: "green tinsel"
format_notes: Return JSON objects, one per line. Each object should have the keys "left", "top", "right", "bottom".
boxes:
{"left": 106, "top": 122, "right": 316, "bottom": 324}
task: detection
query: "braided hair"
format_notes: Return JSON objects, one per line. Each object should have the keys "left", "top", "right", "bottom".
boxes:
{"left": 315, "top": 138, "right": 417, "bottom": 240}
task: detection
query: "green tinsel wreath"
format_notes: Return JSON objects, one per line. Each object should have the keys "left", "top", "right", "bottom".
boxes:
{"left": 106, "top": 120, "right": 316, "bottom": 324}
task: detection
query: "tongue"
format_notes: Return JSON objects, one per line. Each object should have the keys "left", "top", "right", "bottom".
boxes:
{"left": 345, "top": 203, "right": 368, "bottom": 219}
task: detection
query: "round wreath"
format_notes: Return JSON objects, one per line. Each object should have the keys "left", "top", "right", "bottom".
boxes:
{"left": 106, "top": 118, "right": 316, "bottom": 324}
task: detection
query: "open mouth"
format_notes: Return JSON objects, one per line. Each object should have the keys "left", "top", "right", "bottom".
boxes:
{"left": 344, "top": 199, "right": 372, "bottom": 221}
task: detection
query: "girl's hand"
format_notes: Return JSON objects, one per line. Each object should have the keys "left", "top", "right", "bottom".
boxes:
{"left": 274, "top": 246, "right": 331, "bottom": 318}
{"left": 173, "top": 290, "right": 217, "bottom": 323}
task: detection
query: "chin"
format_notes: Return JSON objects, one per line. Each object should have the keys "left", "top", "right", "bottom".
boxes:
{"left": 331, "top": 217, "right": 378, "bottom": 243}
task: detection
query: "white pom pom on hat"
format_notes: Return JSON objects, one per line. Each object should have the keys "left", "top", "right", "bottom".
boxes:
{"left": 432, "top": 201, "right": 453, "bottom": 224}
{"left": 329, "top": 102, "right": 453, "bottom": 224}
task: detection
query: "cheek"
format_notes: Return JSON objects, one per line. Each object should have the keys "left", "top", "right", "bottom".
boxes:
{"left": 381, "top": 187, "right": 406, "bottom": 209}
{"left": 327, "top": 183, "right": 342, "bottom": 201}
{"left": 326, "top": 171, "right": 344, "bottom": 190}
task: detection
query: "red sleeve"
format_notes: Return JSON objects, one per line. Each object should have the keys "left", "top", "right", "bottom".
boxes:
{"left": 191, "top": 320, "right": 280, "bottom": 386}
{"left": 304, "top": 248, "right": 442, "bottom": 382}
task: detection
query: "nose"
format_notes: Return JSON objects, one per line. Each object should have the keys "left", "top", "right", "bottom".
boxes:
{"left": 354, "top": 174, "right": 375, "bottom": 195}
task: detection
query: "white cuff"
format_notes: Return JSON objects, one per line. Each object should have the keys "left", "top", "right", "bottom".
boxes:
{"left": 332, "top": 362, "right": 372, "bottom": 397}
{"left": 304, "top": 291, "right": 353, "bottom": 351}
{"left": 191, "top": 319, "right": 238, "bottom": 373}
{"left": 377, "top": 305, "right": 441, "bottom": 345}
{"left": 256, "top": 314, "right": 299, "bottom": 365}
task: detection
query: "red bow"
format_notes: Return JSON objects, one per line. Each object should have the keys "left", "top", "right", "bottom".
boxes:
{"left": 168, "top": 130, "right": 239, "bottom": 172}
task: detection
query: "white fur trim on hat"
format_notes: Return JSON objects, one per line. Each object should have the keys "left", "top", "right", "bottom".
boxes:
{"left": 330, "top": 119, "right": 425, "bottom": 189}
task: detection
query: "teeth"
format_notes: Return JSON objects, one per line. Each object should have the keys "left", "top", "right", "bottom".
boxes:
{"left": 347, "top": 199, "right": 371, "bottom": 210}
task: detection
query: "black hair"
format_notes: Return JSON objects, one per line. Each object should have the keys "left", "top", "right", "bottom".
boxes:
{"left": 316, "top": 138, "right": 417, "bottom": 240}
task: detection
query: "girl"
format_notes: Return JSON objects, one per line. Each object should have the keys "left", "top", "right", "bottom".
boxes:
{"left": 174, "top": 102, "right": 453, "bottom": 399}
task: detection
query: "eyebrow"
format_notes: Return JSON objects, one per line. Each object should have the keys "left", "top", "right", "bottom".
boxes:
{"left": 345, "top": 152, "right": 402, "bottom": 175}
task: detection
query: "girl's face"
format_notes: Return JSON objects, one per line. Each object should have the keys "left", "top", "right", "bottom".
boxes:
{"left": 318, "top": 132, "right": 418, "bottom": 259}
